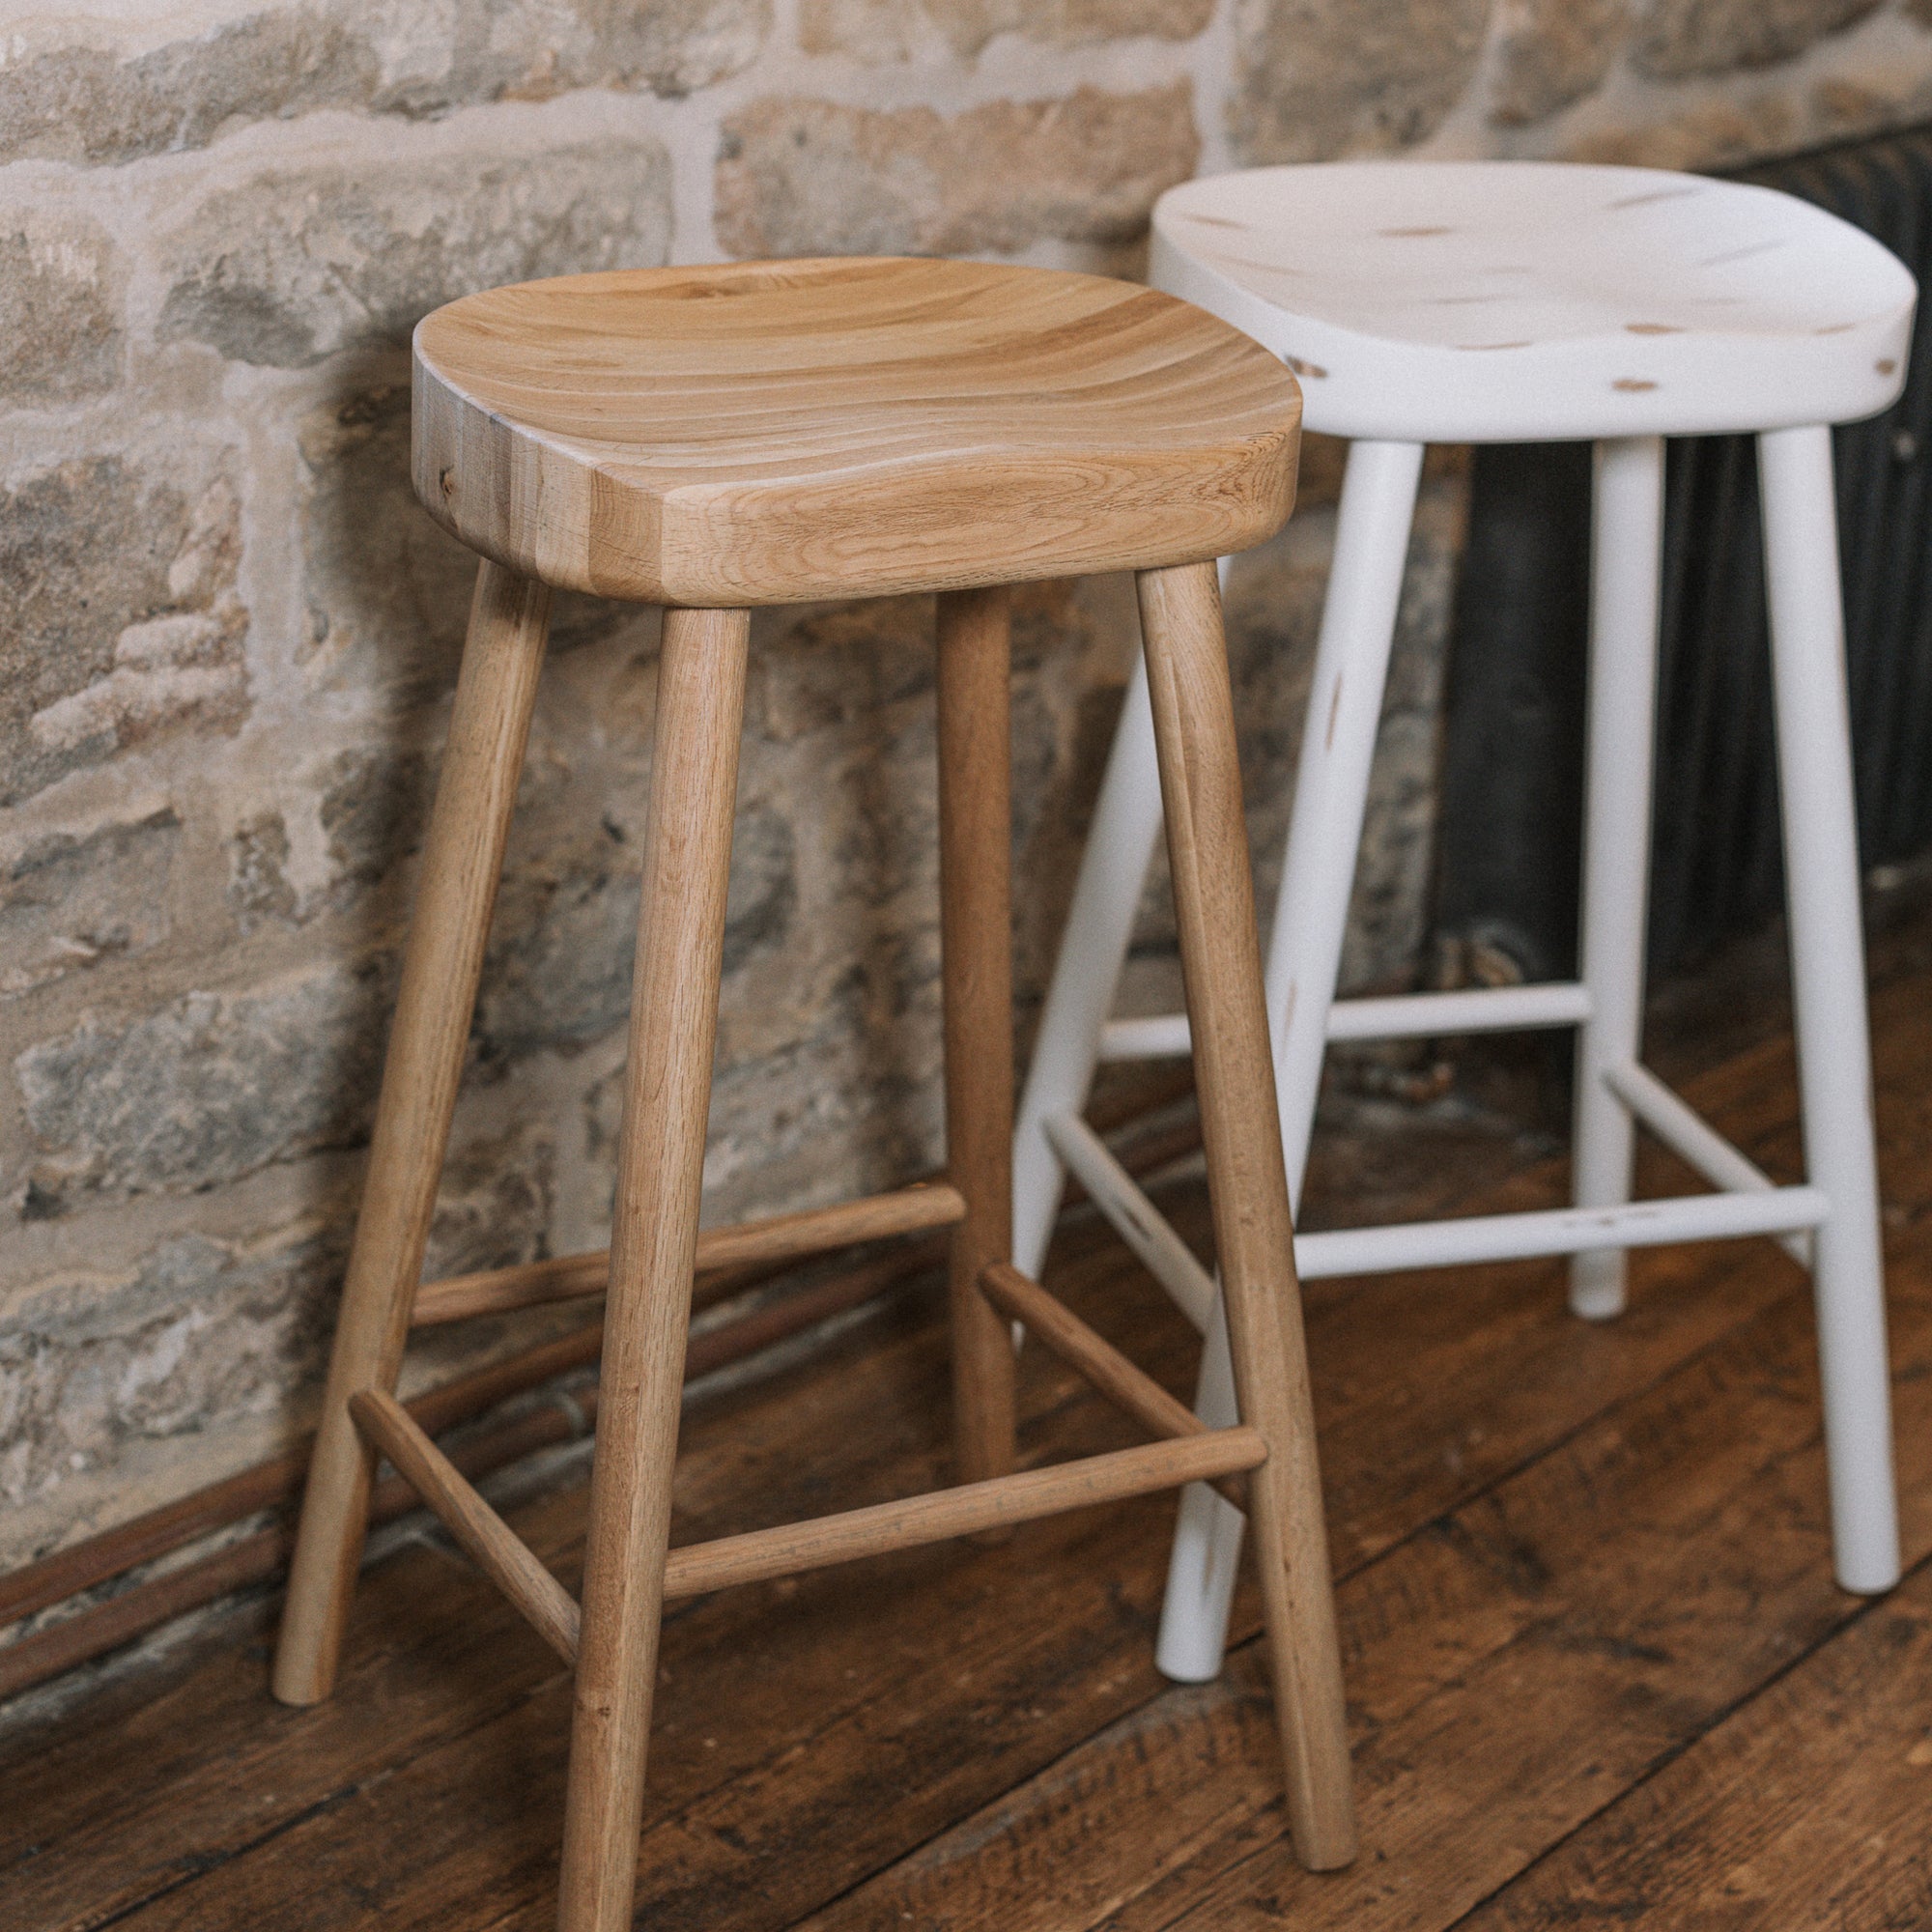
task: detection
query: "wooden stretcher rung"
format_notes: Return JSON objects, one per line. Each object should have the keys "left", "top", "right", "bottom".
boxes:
{"left": 409, "top": 1181, "right": 969, "bottom": 1326}
{"left": 662, "top": 1429, "right": 1265, "bottom": 1602}
{"left": 412, "top": 1251, "right": 611, "bottom": 1328}
{"left": 978, "top": 1263, "right": 1245, "bottom": 1511}
{"left": 353, "top": 1378, "right": 1260, "bottom": 1645}
{"left": 349, "top": 1389, "right": 582, "bottom": 1663}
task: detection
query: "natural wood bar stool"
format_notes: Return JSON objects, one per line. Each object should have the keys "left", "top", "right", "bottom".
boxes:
{"left": 271, "top": 257, "right": 1353, "bottom": 1929}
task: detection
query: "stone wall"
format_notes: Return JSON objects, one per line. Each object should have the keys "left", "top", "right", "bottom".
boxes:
{"left": 4, "top": 0, "right": 1931, "bottom": 1584}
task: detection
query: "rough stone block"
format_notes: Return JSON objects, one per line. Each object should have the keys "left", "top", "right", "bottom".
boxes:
{"left": 0, "top": 212, "right": 121, "bottom": 405}
{"left": 587, "top": 957, "right": 945, "bottom": 1227}
{"left": 0, "top": 810, "right": 182, "bottom": 1001}
{"left": 226, "top": 744, "right": 433, "bottom": 931}
{"left": 715, "top": 83, "right": 1197, "bottom": 256}
{"left": 1490, "top": 0, "right": 1629, "bottom": 125}
{"left": 475, "top": 798, "right": 797, "bottom": 1059}
{"left": 1633, "top": 0, "right": 1882, "bottom": 79}
{"left": 319, "top": 745, "right": 433, "bottom": 891}
{"left": 1230, "top": 0, "right": 1490, "bottom": 165}
{"left": 422, "top": 1121, "right": 557, "bottom": 1283}
{"left": 15, "top": 963, "right": 390, "bottom": 1210}
{"left": 799, "top": 0, "right": 1212, "bottom": 59}
{"left": 721, "top": 803, "right": 799, "bottom": 976}
{"left": 0, "top": 1093, "right": 558, "bottom": 1556}
{"left": 29, "top": 611, "right": 248, "bottom": 764}
{"left": 477, "top": 827, "right": 641, "bottom": 1062}
{"left": 704, "top": 1006, "right": 942, "bottom": 1216}
{"left": 936, "top": 0, "right": 1215, "bottom": 45}
{"left": 298, "top": 384, "right": 482, "bottom": 711}
{"left": 751, "top": 597, "right": 938, "bottom": 745}
{"left": 0, "top": 12, "right": 384, "bottom": 169}
{"left": 159, "top": 139, "right": 673, "bottom": 369}
{"left": 1565, "top": 93, "right": 1801, "bottom": 170}
{"left": 798, "top": 0, "right": 912, "bottom": 54}
{"left": 0, "top": 1220, "right": 344, "bottom": 1515}
{"left": 0, "top": 0, "right": 770, "bottom": 167}
{"left": 0, "top": 459, "right": 247, "bottom": 808}
{"left": 228, "top": 811, "right": 299, "bottom": 932}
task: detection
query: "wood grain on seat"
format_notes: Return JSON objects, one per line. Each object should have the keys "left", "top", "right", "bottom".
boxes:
{"left": 412, "top": 257, "right": 1301, "bottom": 607}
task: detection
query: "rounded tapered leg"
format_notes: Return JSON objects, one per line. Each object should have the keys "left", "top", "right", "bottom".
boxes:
{"left": 274, "top": 561, "right": 551, "bottom": 1708}
{"left": 1262, "top": 439, "right": 1428, "bottom": 1191}
{"left": 557, "top": 608, "right": 751, "bottom": 1932}
{"left": 1570, "top": 437, "right": 1664, "bottom": 1321}
{"left": 1139, "top": 559, "right": 1355, "bottom": 1870}
{"left": 1011, "top": 650, "right": 1165, "bottom": 1279}
{"left": 1759, "top": 423, "right": 1900, "bottom": 1594}
{"left": 1155, "top": 1294, "right": 1245, "bottom": 1683}
{"left": 1159, "top": 438, "right": 1424, "bottom": 1685}
{"left": 938, "top": 586, "right": 1019, "bottom": 1486}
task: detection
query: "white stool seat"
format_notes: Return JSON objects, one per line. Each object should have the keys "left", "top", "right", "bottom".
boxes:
{"left": 1152, "top": 162, "right": 1915, "bottom": 441}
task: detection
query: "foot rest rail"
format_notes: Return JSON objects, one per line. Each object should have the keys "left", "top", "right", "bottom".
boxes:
{"left": 1295, "top": 1186, "right": 1827, "bottom": 1279}
{"left": 1041, "top": 1110, "right": 1216, "bottom": 1333}
{"left": 1047, "top": 1104, "right": 1824, "bottom": 1313}
{"left": 979, "top": 1263, "right": 1245, "bottom": 1510}
{"left": 351, "top": 1389, "right": 581, "bottom": 1662}
{"left": 352, "top": 1392, "right": 1263, "bottom": 1663}
{"left": 663, "top": 1430, "right": 1264, "bottom": 1601}
{"left": 410, "top": 1181, "right": 967, "bottom": 1326}
{"left": 1096, "top": 981, "right": 1597, "bottom": 1062}
{"left": 1603, "top": 1061, "right": 1811, "bottom": 1265}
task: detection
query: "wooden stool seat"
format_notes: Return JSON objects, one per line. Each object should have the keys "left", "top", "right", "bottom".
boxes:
{"left": 279, "top": 258, "right": 1350, "bottom": 1932}
{"left": 413, "top": 257, "right": 1300, "bottom": 606}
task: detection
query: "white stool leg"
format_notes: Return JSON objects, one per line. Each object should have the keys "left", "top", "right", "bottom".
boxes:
{"left": 1158, "top": 439, "right": 1426, "bottom": 1682}
{"left": 1012, "top": 651, "right": 1164, "bottom": 1278}
{"left": 1261, "top": 440, "right": 1430, "bottom": 1179}
{"left": 1759, "top": 423, "right": 1900, "bottom": 1594}
{"left": 1570, "top": 437, "right": 1665, "bottom": 1321}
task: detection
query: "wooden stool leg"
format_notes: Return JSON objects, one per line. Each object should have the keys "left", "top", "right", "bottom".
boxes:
{"left": 274, "top": 560, "right": 551, "bottom": 1707}
{"left": 937, "top": 586, "right": 1019, "bottom": 1487}
{"left": 1137, "top": 560, "right": 1356, "bottom": 1871}
{"left": 558, "top": 607, "right": 751, "bottom": 1932}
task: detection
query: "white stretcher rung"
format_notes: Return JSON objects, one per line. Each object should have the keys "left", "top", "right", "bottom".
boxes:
{"left": 1042, "top": 1110, "right": 1216, "bottom": 1333}
{"left": 1293, "top": 1185, "right": 1827, "bottom": 1280}
{"left": 1604, "top": 1060, "right": 1812, "bottom": 1266}
{"left": 1045, "top": 1104, "right": 1825, "bottom": 1315}
{"left": 1095, "top": 980, "right": 1596, "bottom": 1063}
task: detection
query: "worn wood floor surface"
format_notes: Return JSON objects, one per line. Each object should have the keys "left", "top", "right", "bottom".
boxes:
{"left": 7, "top": 901, "right": 1932, "bottom": 1930}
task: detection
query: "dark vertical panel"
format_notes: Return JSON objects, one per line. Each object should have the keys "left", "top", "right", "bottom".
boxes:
{"left": 1435, "top": 441, "right": 1592, "bottom": 981}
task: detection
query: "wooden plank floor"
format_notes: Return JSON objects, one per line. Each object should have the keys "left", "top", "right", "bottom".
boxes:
{"left": 7, "top": 896, "right": 1932, "bottom": 1930}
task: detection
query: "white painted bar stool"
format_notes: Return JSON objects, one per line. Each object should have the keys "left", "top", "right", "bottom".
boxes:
{"left": 1013, "top": 160, "right": 1917, "bottom": 1683}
